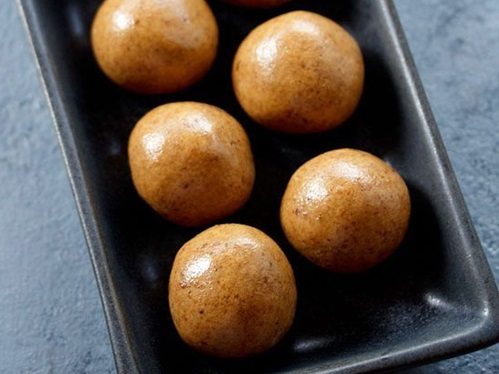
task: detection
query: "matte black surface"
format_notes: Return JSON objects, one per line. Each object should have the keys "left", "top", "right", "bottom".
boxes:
{"left": 19, "top": 0, "right": 499, "bottom": 373}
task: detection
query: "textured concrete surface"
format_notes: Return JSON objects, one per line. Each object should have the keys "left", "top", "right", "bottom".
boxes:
{"left": 0, "top": 0, "right": 497, "bottom": 373}
{"left": 0, "top": 2, "right": 114, "bottom": 373}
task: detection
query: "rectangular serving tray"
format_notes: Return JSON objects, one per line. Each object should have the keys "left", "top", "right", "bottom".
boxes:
{"left": 19, "top": 0, "right": 499, "bottom": 372}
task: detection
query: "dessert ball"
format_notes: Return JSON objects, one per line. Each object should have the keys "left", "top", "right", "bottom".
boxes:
{"left": 222, "top": 0, "right": 290, "bottom": 8}
{"left": 169, "top": 224, "right": 297, "bottom": 358}
{"left": 128, "top": 102, "right": 255, "bottom": 227}
{"left": 233, "top": 11, "right": 364, "bottom": 133}
{"left": 281, "top": 149, "right": 410, "bottom": 272}
{"left": 91, "top": 0, "right": 218, "bottom": 94}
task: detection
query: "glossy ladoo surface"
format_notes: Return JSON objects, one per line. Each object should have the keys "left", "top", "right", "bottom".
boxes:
{"left": 233, "top": 11, "right": 364, "bottom": 133}
{"left": 128, "top": 102, "right": 255, "bottom": 227}
{"left": 91, "top": 0, "right": 218, "bottom": 94}
{"left": 169, "top": 224, "right": 296, "bottom": 358}
{"left": 281, "top": 148, "right": 410, "bottom": 273}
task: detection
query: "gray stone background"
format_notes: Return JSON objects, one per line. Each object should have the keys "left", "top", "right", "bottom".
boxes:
{"left": 0, "top": 0, "right": 497, "bottom": 372}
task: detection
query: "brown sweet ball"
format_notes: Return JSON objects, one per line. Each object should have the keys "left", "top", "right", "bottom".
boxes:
{"left": 169, "top": 224, "right": 297, "bottom": 358}
{"left": 222, "top": 0, "right": 290, "bottom": 8}
{"left": 281, "top": 149, "right": 410, "bottom": 273}
{"left": 91, "top": 0, "right": 218, "bottom": 94}
{"left": 128, "top": 102, "right": 255, "bottom": 227}
{"left": 233, "top": 11, "right": 364, "bottom": 133}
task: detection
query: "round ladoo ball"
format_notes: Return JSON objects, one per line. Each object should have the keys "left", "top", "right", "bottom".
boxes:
{"left": 128, "top": 102, "right": 255, "bottom": 227}
{"left": 233, "top": 11, "right": 364, "bottom": 133}
{"left": 223, "top": 0, "right": 290, "bottom": 8}
{"left": 281, "top": 149, "right": 410, "bottom": 273}
{"left": 169, "top": 224, "right": 297, "bottom": 358}
{"left": 91, "top": 0, "right": 218, "bottom": 94}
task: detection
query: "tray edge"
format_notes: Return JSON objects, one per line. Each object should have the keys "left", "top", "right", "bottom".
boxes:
{"left": 16, "top": 1, "right": 140, "bottom": 373}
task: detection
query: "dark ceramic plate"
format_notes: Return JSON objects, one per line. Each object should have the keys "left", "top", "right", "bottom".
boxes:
{"left": 19, "top": 0, "right": 499, "bottom": 372}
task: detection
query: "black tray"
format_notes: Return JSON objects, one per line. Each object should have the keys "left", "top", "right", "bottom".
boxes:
{"left": 19, "top": 0, "right": 499, "bottom": 372}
